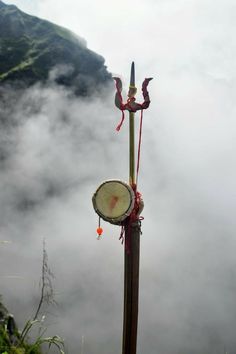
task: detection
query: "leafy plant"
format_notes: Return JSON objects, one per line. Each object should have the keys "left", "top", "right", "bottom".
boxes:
{"left": 0, "top": 240, "right": 65, "bottom": 354}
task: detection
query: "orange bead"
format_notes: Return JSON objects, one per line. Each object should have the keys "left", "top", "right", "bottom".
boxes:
{"left": 97, "top": 227, "right": 103, "bottom": 236}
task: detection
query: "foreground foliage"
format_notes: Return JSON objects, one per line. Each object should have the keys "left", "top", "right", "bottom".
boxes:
{"left": 0, "top": 241, "right": 65, "bottom": 354}
{"left": 0, "top": 321, "right": 65, "bottom": 353}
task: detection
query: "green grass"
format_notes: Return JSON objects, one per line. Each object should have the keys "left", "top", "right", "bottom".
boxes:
{"left": 0, "top": 323, "right": 41, "bottom": 354}
{"left": 0, "top": 58, "right": 34, "bottom": 79}
{"left": 0, "top": 308, "right": 65, "bottom": 354}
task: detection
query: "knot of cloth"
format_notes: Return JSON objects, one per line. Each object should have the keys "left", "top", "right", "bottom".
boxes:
{"left": 119, "top": 185, "right": 144, "bottom": 254}
{"left": 113, "top": 77, "right": 153, "bottom": 131}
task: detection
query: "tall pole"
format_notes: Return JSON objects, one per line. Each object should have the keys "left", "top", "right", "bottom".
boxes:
{"left": 122, "top": 62, "right": 140, "bottom": 354}
{"left": 129, "top": 62, "right": 136, "bottom": 186}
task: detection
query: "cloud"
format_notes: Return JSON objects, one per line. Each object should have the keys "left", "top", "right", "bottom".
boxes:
{"left": 0, "top": 80, "right": 127, "bottom": 352}
{"left": 1, "top": 69, "right": 236, "bottom": 353}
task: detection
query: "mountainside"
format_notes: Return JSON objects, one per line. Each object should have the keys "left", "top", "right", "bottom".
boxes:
{"left": 0, "top": 0, "right": 112, "bottom": 94}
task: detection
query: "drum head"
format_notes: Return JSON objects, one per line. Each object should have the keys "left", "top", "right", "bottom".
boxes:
{"left": 92, "top": 180, "right": 135, "bottom": 225}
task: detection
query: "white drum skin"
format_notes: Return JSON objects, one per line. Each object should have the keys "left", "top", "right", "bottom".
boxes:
{"left": 92, "top": 180, "right": 135, "bottom": 225}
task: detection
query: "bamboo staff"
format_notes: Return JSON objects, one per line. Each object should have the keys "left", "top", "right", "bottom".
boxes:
{"left": 122, "top": 62, "right": 140, "bottom": 354}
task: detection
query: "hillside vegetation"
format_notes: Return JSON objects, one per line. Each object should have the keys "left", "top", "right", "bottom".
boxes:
{"left": 0, "top": 0, "right": 112, "bottom": 94}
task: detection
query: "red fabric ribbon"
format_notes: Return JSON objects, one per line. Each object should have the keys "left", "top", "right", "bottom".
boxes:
{"left": 113, "top": 77, "right": 152, "bottom": 131}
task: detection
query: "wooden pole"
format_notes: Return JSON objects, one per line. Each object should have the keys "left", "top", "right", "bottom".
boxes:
{"left": 122, "top": 62, "right": 140, "bottom": 354}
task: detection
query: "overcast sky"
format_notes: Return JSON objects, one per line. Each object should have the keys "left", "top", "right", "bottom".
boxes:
{"left": 1, "top": 1, "right": 236, "bottom": 354}
{"left": 4, "top": 0, "right": 235, "bottom": 79}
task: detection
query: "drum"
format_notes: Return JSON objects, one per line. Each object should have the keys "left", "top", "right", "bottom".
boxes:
{"left": 92, "top": 180, "right": 135, "bottom": 225}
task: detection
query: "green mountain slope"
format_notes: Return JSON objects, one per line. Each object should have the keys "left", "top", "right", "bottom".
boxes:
{"left": 0, "top": 0, "right": 112, "bottom": 94}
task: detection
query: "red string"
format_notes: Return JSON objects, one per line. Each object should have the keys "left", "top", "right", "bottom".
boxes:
{"left": 116, "top": 110, "right": 125, "bottom": 131}
{"left": 116, "top": 106, "right": 144, "bottom": 254}
{"left": 136, "top": 109, "right": 143, "bottom": 188}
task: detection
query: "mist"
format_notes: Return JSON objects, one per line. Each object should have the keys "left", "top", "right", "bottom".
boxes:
{"left": 1, "top": 0, "right": 236, "bottom": 353}
{"left": 0, "top": 68, "right": 236, "bottom": 354}
{"left": 0, "top": 80, "right": 127, "bottom": 353}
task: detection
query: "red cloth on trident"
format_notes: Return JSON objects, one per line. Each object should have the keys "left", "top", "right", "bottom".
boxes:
{"left": 113, "top": 77, "right": 153, "bottom": 131}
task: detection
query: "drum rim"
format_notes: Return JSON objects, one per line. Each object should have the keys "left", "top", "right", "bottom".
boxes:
{"left": 92, "top": 179, "right": 135, "bottom": 224}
